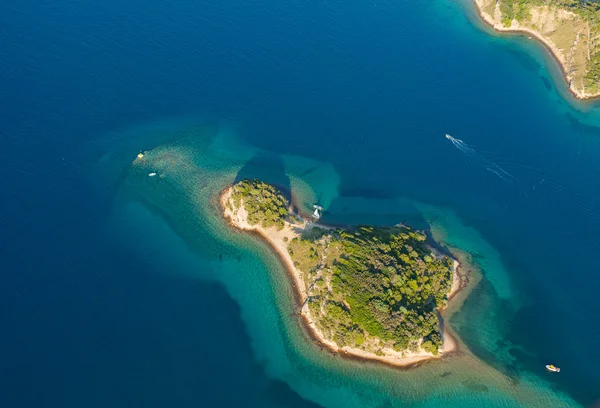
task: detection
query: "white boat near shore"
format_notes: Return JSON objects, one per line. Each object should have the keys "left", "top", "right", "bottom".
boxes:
{"left": 545, "top": 364, "right": 560, "bottom": 373}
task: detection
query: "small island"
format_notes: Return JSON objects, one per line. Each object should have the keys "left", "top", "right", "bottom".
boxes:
{"left": 221, "top": 179, "right": 461, "bottom": 366}
{"left": 474, "top": 0, "right": 600, "bottom": 99}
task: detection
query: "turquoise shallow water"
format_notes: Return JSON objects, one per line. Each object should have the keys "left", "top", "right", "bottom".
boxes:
{"left": 102, "top": 124, "right": 581, "bottom": 407}
{"left": 3, "top": 0, "right": 600, "bottom": 406}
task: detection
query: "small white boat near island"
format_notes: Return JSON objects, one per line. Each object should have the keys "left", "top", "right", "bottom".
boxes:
{"left": 545, "top": 364, "right": 560, "bottom": 373}
{"left": 148, "top": 172, "right": 157, "bottom": 177}
{"left": 312, "top": 204, "right": 323, "bottom": 219}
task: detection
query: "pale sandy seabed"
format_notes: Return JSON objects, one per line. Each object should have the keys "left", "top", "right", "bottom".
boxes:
{"left": 123, "top": 136, "right": 582, "bottom": 407}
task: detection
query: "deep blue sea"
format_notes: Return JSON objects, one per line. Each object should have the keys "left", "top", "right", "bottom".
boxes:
{"left": 2, "top": 0, "right": 600, "bottom": 406}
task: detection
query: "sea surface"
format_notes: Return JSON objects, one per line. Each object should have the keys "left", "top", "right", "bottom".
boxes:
{"left": 2, "top": 0, "right": 600, "bottom": 407}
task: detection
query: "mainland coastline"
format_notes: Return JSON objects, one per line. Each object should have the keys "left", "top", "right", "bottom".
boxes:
{"left": 219, "top": 183, "right": 466, "bottom": 368}
{"left": 472, "top": 0, "right": 600, "bottom": 101}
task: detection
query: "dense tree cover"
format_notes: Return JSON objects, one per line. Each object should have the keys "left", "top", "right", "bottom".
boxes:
{"left": 496, "top": 0, "right": 600, "bottom": 90}
{"left": 230, "top": 179, "right": 289, "bottom": 229}
{"left": 290, "top": 226, "right": 454, "bottom": 355}
{"left": 229, "top": 180, "right": 454, "bottom": 355}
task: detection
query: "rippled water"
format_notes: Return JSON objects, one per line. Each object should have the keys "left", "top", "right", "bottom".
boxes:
{"left": 101, "top": 124, "right": 580, "bottom": 407}
{"left": 3, "top": 0, "right": 600, "bottom": 406}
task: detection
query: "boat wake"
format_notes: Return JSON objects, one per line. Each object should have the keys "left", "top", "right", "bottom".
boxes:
{"left": 445, "top": 134, "right": 600, "bottom": 223}
{"left": 446, "top": 134, "right": 514, "bottom": 182}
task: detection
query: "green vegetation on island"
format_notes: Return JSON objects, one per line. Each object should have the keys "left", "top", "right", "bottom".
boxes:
{"left": 226, "top": 179, "right": 455, "bottom": 356}
{"left": 230, "top": 179, "right": 290, "bottom": 229}
{"left": 289, "top": 226, "right": 453, "bottom": 355}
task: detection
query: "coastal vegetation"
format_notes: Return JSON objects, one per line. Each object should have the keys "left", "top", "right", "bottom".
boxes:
{"left": 225, "top": 179, "right": 455, "bottom": 357}
{"left": 476, "top": 0, "right": 600, "bottom": 96}
{"left": 289, "top": 226, "right": 454, "bottom": 355}
{"left": 230, "top": 179, "right": 289, "bottom": 229}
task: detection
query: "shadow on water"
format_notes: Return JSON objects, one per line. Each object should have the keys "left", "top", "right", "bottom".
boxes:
{"left": 320, "top": 193, "right": 429, "bottom": 230}
{"left": 504, "top": 44, "right": 542, "bottom": 73}
{"left": 565, "top": 112, "right": 600, "bottom": 135}
{"left": 235, "top": 152, "right": 292, "bottom": 201}
{"left": 449, "top": 277, "right": 524, "bottom": 382}
{"left": 539, "top": 75, "right": 553, "bottom": 92}
{"left": 297, "top": 165, "right": 323, "bottom": 179}
{"left": 338, "top": 187, "right": 397, "bottom": 200}
{"left": 267, "top": 380, "right": 325, "bottom": 408}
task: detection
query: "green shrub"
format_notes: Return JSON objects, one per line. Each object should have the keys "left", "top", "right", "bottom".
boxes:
{"left": 231, "top": 179, "right": 289, "bottom": 229}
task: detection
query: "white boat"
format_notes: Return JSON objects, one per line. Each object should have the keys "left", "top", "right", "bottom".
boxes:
{"left": 148, "top": 172, "right": 157, "bottom": 177}
{"left": 545, "top": 364, "right": 560, "bottom": 373}
{"left": 312, "top": 204, "right": 323, "bottom": 219}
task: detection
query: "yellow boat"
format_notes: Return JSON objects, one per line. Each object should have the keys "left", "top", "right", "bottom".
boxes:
{"left": 545, "top": 364, "right": 560, "bottom": 373}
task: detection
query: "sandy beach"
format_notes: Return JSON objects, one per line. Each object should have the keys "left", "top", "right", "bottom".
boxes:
{"left": 472, "top": 0, "right": 600, "bottom": 101}
{"left": 220, "top": 186, "right": 462, "bottom": 368}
